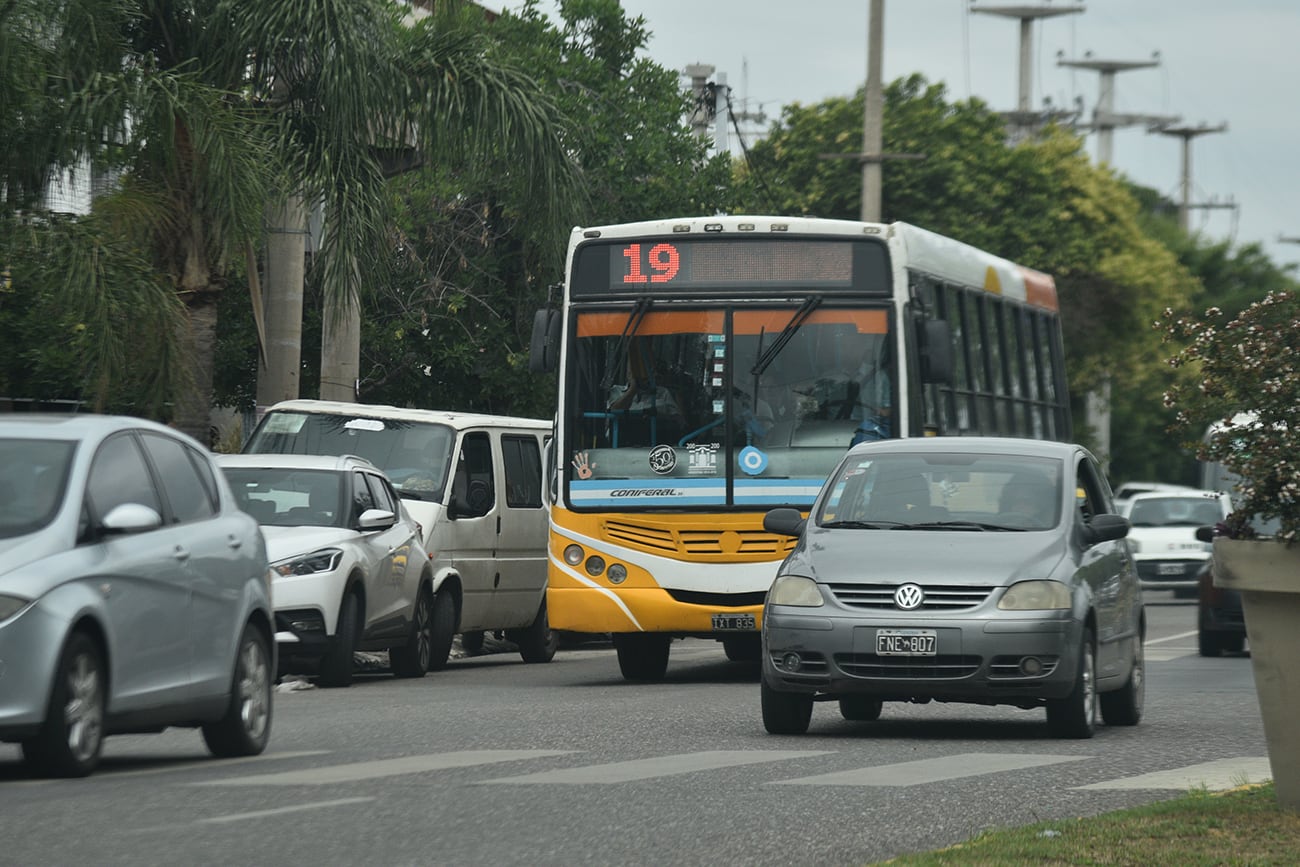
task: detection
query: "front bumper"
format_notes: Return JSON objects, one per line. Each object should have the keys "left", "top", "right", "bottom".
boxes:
{"left": 0, "top": 601, "right": 65, "bottom": 741}
{"left": 762, "top": 607, "right": 1082, "bottom": 706}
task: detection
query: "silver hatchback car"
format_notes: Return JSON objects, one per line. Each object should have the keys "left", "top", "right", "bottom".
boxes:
{"left": 0, "top": 415, "right": 274, "bottom": 776}
{"left": 760, "top": 437, "right": 1144, "bottom": 739}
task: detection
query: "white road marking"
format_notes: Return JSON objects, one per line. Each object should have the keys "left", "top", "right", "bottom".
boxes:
{"left": 1145, "top": 630, "right": 1199, "bottom": 646}
{"left": 194, "top": 749, "right": 573, "bottom": 786}
{"left": 104, "top": 750, "right": 331, "bottom": 780}
{"left": 481, "top": 750, "right": 831, "bottom": 785}
{"left": 1074, "top": 758, "right": 1272, "bottom": 791}
{"left": 199, "top": 797, "right": 375, "bottom": 824}
{"left": 773, "top": 752, "right": 1088, "bottom": 787}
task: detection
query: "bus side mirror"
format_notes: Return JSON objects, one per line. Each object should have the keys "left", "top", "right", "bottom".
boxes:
{"left": 530, "top": 309, "right": 561, "bottom": 373}
{"left": 918, "top": 319, "right": 953, "bottom": 385}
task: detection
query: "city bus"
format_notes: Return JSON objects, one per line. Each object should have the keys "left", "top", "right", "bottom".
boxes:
{"left": 529, "top": 215, "right": 1071, "bottom": 681}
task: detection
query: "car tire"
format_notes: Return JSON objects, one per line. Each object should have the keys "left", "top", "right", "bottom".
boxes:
{"left": 838, "top": 695, "right": 883, "bottom": 722}
{"left": 1198, "top": 623, "right": 1225, "bottom": 657}
{"left": 460, "top": 630, "right": 486, "bottom": 655}
{"left": 761, "top": 679, "right": 814, "bottom": 734}
{"left": 613, "top": 633, "right": 671, "bottom": 682}
{"left": 318, "top": 593, "right": 359, "bottom": 688}
{"left": 22, "top": 631, "right": 106, "bottom": 778}
{"left": 390, "top": 584, "right": 436, "bottom": 678}
{"left": 1046, "top": 628, "right": 1096, "bottom": 739}
{"left": 422, "top": 588, "right": 457, "bottom": 672}
{"left": 511, "top": 598, "right": 558, "bottom": 664}
{"left": 202, "top": 624, "right": 273, "bottom": 758}
{"left": 1099, "top": 634, "right": 1144, "bottom": 727}
{"left": 723, "top": 635, "right": 762, "bottom": 663}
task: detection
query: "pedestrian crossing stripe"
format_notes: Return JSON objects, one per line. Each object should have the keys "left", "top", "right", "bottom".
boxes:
{"left": 190, "top": 750, "right": 1271, "bottom": 792}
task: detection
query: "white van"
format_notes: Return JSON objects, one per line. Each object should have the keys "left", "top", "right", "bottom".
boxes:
{"left": 242, "top": 399, "right": 554, "bottom": 668}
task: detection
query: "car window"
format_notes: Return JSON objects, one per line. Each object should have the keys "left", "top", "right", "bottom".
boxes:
{"left": 1075, "top": 455, "right": 1111, "bottom": 523}
{"left": 87, "top": 433, "right": 162, "bottom": 522}
{"left": 363, "top": 471, "right": 397, "bottom": 514}
{"left": 453, "top": 432, "right": 496, "bottom": 514}
{"left": 139, "top": 432, "right": 217, "bottom": 523}
{"left": 502, "top": 435, "right": 543, "bottom": 509}
{"left": 351, "top": 470, "right": 377, "bottom": 521}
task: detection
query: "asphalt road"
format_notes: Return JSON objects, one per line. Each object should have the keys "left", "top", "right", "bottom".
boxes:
{"left": 0, "top": 592, "right": 1265, "bottom": 867}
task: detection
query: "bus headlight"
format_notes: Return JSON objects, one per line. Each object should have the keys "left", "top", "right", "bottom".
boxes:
{"left": 999, "top": 580, "right": 1071, "bottom": 610}
{"left": 607, "top": 563, "right": 628, "bottom": 584}
{"left": 770, "top": 575, "right": 824, "bottom": 608}
{"left": 585, "top": 555, "right": 606, "bottom": 576}
{"left": 563, "top": 545, "right": 584, "bottom": 566}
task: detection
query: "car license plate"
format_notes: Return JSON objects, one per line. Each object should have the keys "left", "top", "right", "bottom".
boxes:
{"left": 712, "top": 613, "right": 756, "bottom": 631}
{"left": 876, "top": 629, "right": 937, "bottom": 656}
{"left": 1158, "top": 563, "right": 1186, "bottom": 576}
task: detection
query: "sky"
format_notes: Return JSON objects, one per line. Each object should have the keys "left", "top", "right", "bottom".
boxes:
{"left": 496, "top": 0, "right": 1300, "bottom": 270}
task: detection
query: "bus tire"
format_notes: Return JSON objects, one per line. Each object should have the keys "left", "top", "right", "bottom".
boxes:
{"left": 613, "top": 634, "right": 671, "bottom": 682}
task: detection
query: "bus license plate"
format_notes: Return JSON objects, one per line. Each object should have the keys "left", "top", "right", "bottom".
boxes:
{"left": 876, "top": 629, "right": 937, "bottom": 656}
{"left": 712, "top": 613, "right": 756, "bottom": 631}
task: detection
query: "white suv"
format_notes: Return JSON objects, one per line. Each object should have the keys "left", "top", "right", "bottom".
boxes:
{"left": 219, "top": 454, "right": 437, "bottom": 687}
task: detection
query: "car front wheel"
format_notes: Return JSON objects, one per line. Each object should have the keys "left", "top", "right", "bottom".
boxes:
{"left": 391, "top": 584, "right": 435, "bottom": 678}
{"left": 23, "top": 631, "right": 106, "bottom": 777}
{"left": 1046, "top": 628, "right": 1097, "bottom": 739}
{"left": 318, "top": 593, "right": 359, "bottom": 688}
{"left": 761, "top": 679, "right": 813, "bottom": 734}
{"left": 203, "top": 624, "right": 273, "bottom": 758}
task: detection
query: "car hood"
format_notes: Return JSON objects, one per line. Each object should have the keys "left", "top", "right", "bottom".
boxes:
{"left": 0, "top": 530, "right": 69, "bottom": 591}
{"left": 260, "top": 525, "right": 362, "bottom": 563}
{"left": 790, "top": 527, "right": 1069, "bottom": 587}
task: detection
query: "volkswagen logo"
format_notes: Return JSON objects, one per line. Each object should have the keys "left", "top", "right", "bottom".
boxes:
{"left": 894, "top": 583, "right": 925, "bottom": 610}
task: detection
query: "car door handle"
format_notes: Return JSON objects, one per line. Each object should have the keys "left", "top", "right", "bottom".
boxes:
{"left": 228, "top": 534, "right": 243, "bottom": 550}
{"left": 174, "top": 545, "right": 191, "bottom": 562}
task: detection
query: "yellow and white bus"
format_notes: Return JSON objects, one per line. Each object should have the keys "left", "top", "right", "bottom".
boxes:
{"left": 530, "top": 215, "right": 1071, "bottom": 681}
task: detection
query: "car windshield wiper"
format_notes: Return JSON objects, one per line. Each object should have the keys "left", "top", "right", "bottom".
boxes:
{"left": 751, "top": 295, "right": 822, "bottom": 377}
{"left": 908, "top": 520, "right": 1028, "bottom": 532}
{"left": 821, "top": 519, "right": 909, "bottom": 529}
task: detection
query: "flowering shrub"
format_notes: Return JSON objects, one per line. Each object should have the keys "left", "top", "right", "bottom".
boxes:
{"left": 1162, "top": 290, "right": 1299, "bottom": 544}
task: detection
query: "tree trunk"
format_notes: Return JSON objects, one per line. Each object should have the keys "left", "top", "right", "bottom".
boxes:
{"left": 319, "top": 255, "right": 361, "bottom": 403}
{"left": 256, "top": 196, "right": 308, "bottom": 410}
{"left": 172, "top": 294, "right": 219, "bottom": 446}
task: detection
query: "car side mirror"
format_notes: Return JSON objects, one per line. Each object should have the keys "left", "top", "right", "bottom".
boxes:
{"left": 1084, "top": 512, "right": 1130, "bottom": 545}
{"left": 763, "top": 507, "right": 806, "bottom": 537}
{"left": 1195, "top": 525, "right": 1216, "bottom": 543}
{"left": 358, "top": 508, "right": 396, "bottom": 531}
{"left": 100, "top": 502, "right": 163, "bottom": 535}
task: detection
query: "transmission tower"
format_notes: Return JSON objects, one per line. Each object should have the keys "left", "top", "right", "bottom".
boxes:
{"left": 1057, "top": 51, "right": 1178, "bottom": 165}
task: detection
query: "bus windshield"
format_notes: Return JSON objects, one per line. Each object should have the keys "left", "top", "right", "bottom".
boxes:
{"left": 565, "top": 304, "right": 892, "bottom": 509}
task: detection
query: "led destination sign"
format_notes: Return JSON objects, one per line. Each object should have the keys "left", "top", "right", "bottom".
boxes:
{"left": 570, "top": 236, "right": 890, "bottom": 296}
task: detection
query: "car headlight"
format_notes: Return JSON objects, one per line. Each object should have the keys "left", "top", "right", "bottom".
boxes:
{"left": 769, "top": 575, "right": 824, "bottom": 608}
{"left": 0, "top": 594, "right": 32, "bottom": 622}
{"left": 999, "top": 580, "right": 1071, "bottom": 611}
{"left": 272, "top": 548, "right": 344, "bottom": 577}
{"left": 1127, "top": 539, "right": 1142, "bottom": 554}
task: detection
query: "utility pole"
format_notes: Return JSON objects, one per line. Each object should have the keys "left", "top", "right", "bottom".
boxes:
{"left": 1057, "top": 51, "right": 1178, "bottom": 165}
{"left": 969, "top": 3, "right": 1085, "bottom": 141}
{"left": 1153, "top": 121, "right": 1230, "bottom": 232}
{"left": 819, "top": 0, "right": 924, "bottom": 222}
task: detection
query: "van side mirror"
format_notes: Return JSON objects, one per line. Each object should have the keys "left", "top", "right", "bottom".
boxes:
{"left": 530, "top": 309, "right": 561, "bottom": 373}
{"left": 916, "top": 318, "right": 953, "bottom": 385}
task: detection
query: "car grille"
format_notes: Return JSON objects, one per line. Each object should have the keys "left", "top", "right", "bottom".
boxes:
{"left": 836, "top": 654, "right": 981, "bottom": 679}
{"left": 827, "top": 583, "right": 995, "bottom": 611}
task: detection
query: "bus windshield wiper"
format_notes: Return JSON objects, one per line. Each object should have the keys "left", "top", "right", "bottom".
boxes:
{"left": 751, "top": 295, "right": 822, "bottom": 377}
{"left": 600, "top": 296, "right": 654, "bottom": 393}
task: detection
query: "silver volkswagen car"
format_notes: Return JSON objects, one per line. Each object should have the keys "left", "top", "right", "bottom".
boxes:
{"left": 760, "top": 437, "right": 1144, "bottom": 739}
{"left": 0, "top": 415, "right": 274, "bottom": 776}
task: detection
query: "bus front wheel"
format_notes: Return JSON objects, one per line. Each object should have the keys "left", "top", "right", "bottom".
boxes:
{"left": 613, "top": 634, "right": 671, "bottom": 682}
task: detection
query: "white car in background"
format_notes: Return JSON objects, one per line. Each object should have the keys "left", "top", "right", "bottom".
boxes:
{"left": 218, "top": 454, "right": 440, "bottom": 687}
{"left": 1119, "top": 490, "right": 1233, "bottom": 597}
{"left": 1112, "top": 481, "right": 1199, "bottom": 510}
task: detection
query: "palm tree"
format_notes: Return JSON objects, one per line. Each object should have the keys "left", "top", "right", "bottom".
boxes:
{"left": 5, "top": 0, "right": 578, "bottom": 440}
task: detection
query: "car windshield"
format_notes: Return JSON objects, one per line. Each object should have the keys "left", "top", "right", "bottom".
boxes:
{"left": 816, "top": 450, "right": 1064, "bottom": 531}
{"left": 223, "top": 467, "right": 347, "bottom": 528}
{"left": 0, "top": 438, "right": 76, "bottom": 539}
{"left": 1127, "top": 495, "right": 1225, "bottom": 527}
{"left": 243, "top": 412, "right": 455, "bottom": 502}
